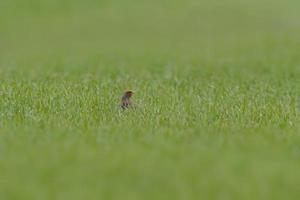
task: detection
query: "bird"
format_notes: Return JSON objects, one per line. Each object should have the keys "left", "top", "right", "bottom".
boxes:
{"left": 120, "top": 90, "right": 134, "bottom": 110}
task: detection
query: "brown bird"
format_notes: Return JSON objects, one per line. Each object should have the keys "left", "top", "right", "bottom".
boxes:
{"left": 121, "top": 90, "right": 134, "bottom": 110}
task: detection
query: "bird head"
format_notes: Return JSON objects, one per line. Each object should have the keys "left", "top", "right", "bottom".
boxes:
{"left": 124, "top": 90, "right": 134, "bottom": 98}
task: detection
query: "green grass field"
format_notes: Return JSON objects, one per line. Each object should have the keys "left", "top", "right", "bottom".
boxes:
{"left": 1, "top": 0, "right": 300, "bottom": 199}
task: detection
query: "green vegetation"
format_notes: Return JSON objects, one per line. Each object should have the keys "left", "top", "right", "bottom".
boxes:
{"left": 1, "top": 0, "right": 300, "bottom": 199}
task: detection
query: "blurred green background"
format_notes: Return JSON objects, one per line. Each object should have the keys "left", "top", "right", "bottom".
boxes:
{"left": 1, "top": 0, "right": 299, "bottom": 61}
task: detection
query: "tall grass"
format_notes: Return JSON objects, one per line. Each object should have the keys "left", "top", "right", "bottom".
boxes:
{"left": 0, "top": 0, "right": 300, "bottom": 199}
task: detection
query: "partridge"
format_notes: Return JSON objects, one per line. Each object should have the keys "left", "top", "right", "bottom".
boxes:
{"left": 121, "top": 90, "right": 134, "bottom": 110}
